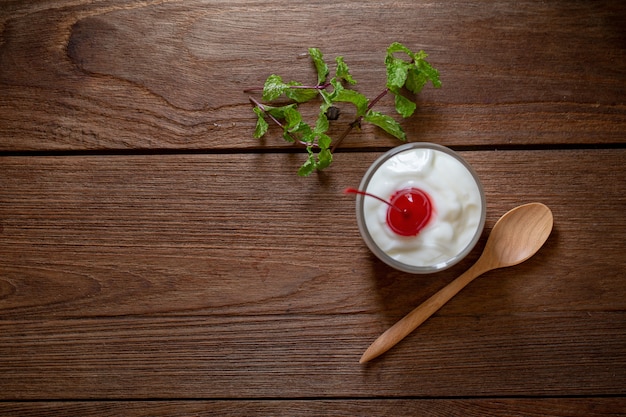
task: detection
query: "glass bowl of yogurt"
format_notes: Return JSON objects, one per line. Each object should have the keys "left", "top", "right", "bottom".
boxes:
{"left": 353, "top": 142, "right": 486, "bottom": 274}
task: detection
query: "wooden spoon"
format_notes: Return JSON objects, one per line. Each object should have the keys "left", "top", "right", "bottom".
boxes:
{"left": 360, "top": 202, "right": 554, "bottom": 363}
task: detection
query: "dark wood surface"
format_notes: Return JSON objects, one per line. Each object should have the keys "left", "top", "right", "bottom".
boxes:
{"left": 1, "top": 0, "right": 625, "bottom": 415}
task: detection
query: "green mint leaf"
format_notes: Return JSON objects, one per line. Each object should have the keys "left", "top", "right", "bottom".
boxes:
{"left": 385, "top": 56, "right": 411, "bottom": 91}
{"left": 387, "top": 41, "right": 413, "bottom": 56}
{"left": 309, "top": 47, "right": 329, "bottom": 85}
{"left": 405, "top": 52, "right": 441, "bottom": 93}
{"left": 249, "top": 42, "right": 441, "bottom": 177}
{"left": 387, "top": 42, "right": 415, "bottom": 59}
{"left": 285, "top": 81, "right": 319, "bottom": 103}
{"left": 265, "top": 103, "right": 297, "bottom": 119}
{"left": 283, "top": 106, "right": 302, "bottom": 130}
{"left": 290, "top": 120, "right": 313, "bottom": 137}
{"left": 319, "top": 96, "right": 332, "bottom": 115}
{"left": 316, "top": 147, "right": 333, "bottom": 170}
{"left": 253, "top": 106, "right": 268, "bottom": 138}
{"left": 386, "top": 44, "right": 441, "bottom": 93}
{"left": 333, "top": 88, "right": 369, "bottom": 117}
{"left": 282, "top": 130, "right": 295, "bottom": 143}
{"left": 320, "top": 89, "right": 334, "bottom": 107}
{"left": 315, "top": 111, "right": 330, "bottom": 134}
{"left": 335, "top": 56, "right": 356, "bottom": 85}
{"left": 317, "top": 133, "right": 332, "bottom": 150}
{"left": 262, "top": 104, "right": 313, "bottom": 144}
{"left": 394, "top": 93, "right": 417, "bottom": 118}
{"left": 262, "top": 74, "right": 288, "bottom": 101}
{"left": 285, "top": 121, "right": 315, "bottom": 145}
{"left": 298, "top": 148, "right": 316, "bottom": 177}
{"left": 413, "top": 52, "right": 442, "bottom": 89}
{"left": 385, "top": 42, "right": 413, "bottom": 90}
{"left": 405, "top": 67, "right": 427, "bottom": 94}
{"left": 298, "top": 160, "right": 315, "bottom": 177}
{"left": 364, "top": 110, "right": 406, "bottom": 141}
{"left": 386, "top": 43, "right": 441, "bottom": 92}
{"left": 329, "top": 77, "right": 344, "bottom": 97}
{"left": 297, "top": 136, "right": 334, "bottom": 176}
{"left": 285, "top": 89, "right": 318, "bottom": 103}
{"left": 298, "top": 139, "right": 333, "bottom": 176}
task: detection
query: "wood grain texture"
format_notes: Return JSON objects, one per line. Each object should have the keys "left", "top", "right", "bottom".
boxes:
{"left": 1, "top": 0, "right": 625, "bottom": 151}
{"left": 2, "top": 0, "right": 626, "bottom": 413}
{"left": 1, "top": 399, "right": 625, "bottom": 417}
{"left": 1, "top": 150, "right": 625, "bottom": 319}
{"left": 1, "top": 150, "right": 625, "bottom": 400}
{"left": 0, "top": 313, "right": 624, "bottom": 399}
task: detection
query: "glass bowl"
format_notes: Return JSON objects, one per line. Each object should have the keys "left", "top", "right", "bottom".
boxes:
{"left": 355, "top": 142, "right": 486, "bottom": 274}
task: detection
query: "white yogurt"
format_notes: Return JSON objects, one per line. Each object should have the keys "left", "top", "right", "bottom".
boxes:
{"left": 356, "top": 143, "right": 485, "bottom": 273}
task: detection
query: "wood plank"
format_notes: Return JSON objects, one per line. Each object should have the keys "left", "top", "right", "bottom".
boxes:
{"left": 1, "top": 150, "right": 625, "bottom": 319}
{"left": 1, "top": 150, "right": 625, "bottom": 399}
{"left": 1, "top": 398, "right": 625, "bottom": 416}
{"left": 0, "top": 313, "right": 624, "bottom": 399}
{"left": 1, "top": 0, "right": 625, "bottom": 151}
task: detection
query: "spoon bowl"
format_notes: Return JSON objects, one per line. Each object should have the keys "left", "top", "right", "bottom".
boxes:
{"left": 484, "top": 203, "right": 553, "bottom": 268}
{"left": 360, "top": 202, "right": 554, "bottom": 363}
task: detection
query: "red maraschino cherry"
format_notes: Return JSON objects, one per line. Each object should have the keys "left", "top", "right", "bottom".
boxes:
{"left": 345, "top": 187, "right": 433, "bottom": 237}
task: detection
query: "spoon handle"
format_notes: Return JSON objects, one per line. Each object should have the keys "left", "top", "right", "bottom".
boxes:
{"left": 360, "top": 261, "right": 489, "bottom": 363}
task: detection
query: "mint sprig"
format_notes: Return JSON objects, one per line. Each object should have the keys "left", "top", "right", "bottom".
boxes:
{"left": 247, "top": 42, "right": 441, "bottom": 176}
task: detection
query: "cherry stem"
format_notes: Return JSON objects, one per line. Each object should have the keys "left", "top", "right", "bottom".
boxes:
{"left": 344, "top": 187, "right": 404, "bottom": 214}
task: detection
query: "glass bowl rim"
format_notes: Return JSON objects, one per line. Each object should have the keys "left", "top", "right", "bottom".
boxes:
{"left": 355, "top": 142, "right": 487, "bottom": 274}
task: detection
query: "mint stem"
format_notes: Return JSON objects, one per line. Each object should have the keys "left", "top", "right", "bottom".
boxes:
{"left": 249, "top": 84, "right": 391, "bottom": 153}
{"left": 368, "top": 88, "right": 390, "bottom": 110}
{"left": 248, "top": 96, "right": 316, "bottom": 149}
{"left": 248, "top": 96, "right": 283, "bottom": 129}
{"left": 331, "top": 122, "right": 358, "bottom": 153}
{"left": 330, "top": 88, "right": 390, "bottom": 152}
{"left": 244, "top": 83, "right": 330, "bottom": 94}
{"left": 289, "top": 83, "right": 331, "bottom": 90}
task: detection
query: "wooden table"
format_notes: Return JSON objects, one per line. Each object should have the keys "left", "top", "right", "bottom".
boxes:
{"left": 1, "top": 0, "right": 625, "bottom": 415}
